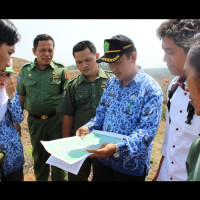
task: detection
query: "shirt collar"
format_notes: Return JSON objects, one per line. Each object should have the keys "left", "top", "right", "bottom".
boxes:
{"left": 31, "top": 59, "right": 55, "bottom": 70}
{"left": 116, "top": 70, "right": 143, "bottom": 87}
{"left": 78, "top": 66, "right": 109, "bottom": 85}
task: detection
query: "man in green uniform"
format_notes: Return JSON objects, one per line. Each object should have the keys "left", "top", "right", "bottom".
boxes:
{"left": 57, "top": 40, "right": 113, "bottom": 181}
{"left": 16, "top": 34, "right": 69, "bottom": 181}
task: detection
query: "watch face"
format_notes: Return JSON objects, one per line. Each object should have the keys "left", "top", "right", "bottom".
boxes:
{"left": 113, "top": 152, "right": 119, "bottom": 158}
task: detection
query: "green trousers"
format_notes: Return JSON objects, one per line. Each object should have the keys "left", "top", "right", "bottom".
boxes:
{"left": 27, "top": 114, "right": 67, "bottom": 181}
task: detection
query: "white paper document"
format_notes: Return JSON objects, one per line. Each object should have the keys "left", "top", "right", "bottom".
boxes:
{"left": 46, "top": 155, "right": 87, "bottom": 175}
{"left": 41, "top": 130, "right": 126, "bottom": 175}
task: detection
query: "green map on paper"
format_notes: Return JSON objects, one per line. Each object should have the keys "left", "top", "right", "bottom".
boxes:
{"left": 41, "top": 130, "right": 125, "bottom": 164}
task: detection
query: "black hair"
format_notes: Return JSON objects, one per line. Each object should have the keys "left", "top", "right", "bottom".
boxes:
{"left": 72, "top": 40, "right": 96, "bottom": 57}
{"left": 33, "top": 34, "right": 55, "bottom": 49}
{"left": 0, "top": 19, "right": 21, "bottom": 46}
{"left": 188, "top": 42, "right": 200, "bottom": 79}
{"left": 157, "top": 19, "right": 200, "bottom": 54}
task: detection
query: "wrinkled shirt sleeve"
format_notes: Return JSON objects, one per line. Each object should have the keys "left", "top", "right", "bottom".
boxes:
{"left": 116, "top": 89, "right": 163, "bottom": 158}
{"left": 85, "top": 72, "right": 163, "bottom": 175}
{"left": 7, "top": 91, "right": 24, "bottom": 124}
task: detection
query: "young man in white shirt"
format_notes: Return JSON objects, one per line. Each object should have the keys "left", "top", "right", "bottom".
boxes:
{"left": 153, "top": 19, "right": 200, "bottom": 181}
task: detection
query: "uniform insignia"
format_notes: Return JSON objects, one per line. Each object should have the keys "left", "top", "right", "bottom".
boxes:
{"left": 28, "top": 74, "right": 31, "bottom": 77}
{"left": 52, "top": 71, "right": 56, "bottom": 74}
{"left": 62, "top": 89, "right": 67, "bottom": 98}
{"left": 65, "top": 72, "right": 70, "bottom": 79}
{"left": 108, "top": 93, "right": 116, "bottom": 97}
{"left": 50, "top": 75, "right": 60, "bottom": 79}
{"left": 131, "top": 94, "right": 135, "bottom": 99}
{"left": 101, "top": 85, "right": 105, "bottom": 88}
{"left": 76, "top": 88, "right": 87, "bottom": 93}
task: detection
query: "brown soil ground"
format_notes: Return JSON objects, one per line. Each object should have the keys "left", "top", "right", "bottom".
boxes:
{"left": 11, "top": 57, "right": 170, "bottom": 181}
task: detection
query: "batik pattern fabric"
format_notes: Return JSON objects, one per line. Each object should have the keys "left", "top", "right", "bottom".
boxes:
{"left": 0, "top": 91, "right": 24, "bottom": 176}
{"left": 86, "top": 71, "right": 163, "bottom": 176}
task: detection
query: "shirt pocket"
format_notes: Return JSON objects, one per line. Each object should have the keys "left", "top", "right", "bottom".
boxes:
{"left": 48, "top": 78, "right": 61, "bottom": 94}
{"left": 23, "top": 79, "right": 37, "bottom": 94}
{"left": 75, "top": 91, "right": 90, "bottom": 105}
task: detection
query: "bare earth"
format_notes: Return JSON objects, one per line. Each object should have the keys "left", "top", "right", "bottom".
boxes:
{"left": 12, "top": 57, "right": 168, "bottom": 181}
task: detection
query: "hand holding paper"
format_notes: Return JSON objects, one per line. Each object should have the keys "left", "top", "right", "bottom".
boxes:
{"left": 76, "top": 125, "right": 90, "bottom": 138}
{"left": 86, "top": 143, "right": 116, "bottom": 158}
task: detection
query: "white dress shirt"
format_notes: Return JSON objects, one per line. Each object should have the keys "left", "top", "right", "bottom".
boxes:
{"left": 157, "top": 78, "right": 200, "bottom": 181}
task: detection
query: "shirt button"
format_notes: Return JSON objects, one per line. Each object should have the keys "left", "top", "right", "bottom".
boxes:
{"left": 184, "top": 92, "right": 187, "bottom": 95}
{"left": 170, "top": 177, "right": 173, "bottom": 180}
{"left": 180, "top": 110, "right": 182, "bottom": 113}
{"left": 173, "top": 145, "right": 175, "bottom": 148}
{"left": 176, "top": 128, "right": 179, "bottom": 131}
{"left": 171, "top": 161, "right": 174, "bottom": 164}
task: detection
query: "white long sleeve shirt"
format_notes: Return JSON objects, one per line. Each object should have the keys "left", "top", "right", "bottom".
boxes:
{"left": 157, "top": 77, "right": 200, "bottom": 181}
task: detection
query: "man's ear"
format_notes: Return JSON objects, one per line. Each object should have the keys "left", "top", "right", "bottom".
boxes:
{"left": 96, "top": 52, "right": 100, "bottom": 60}
{"left": 32, "top": 48, "right": 36, "bottom": 56}
{"left": 131, "top": 52, "right": 137, "bottom": 62}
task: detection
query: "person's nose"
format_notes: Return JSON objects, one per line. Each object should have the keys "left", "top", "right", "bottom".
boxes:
{"left": 6, "top": 60, "right": 11, "bottom": 67}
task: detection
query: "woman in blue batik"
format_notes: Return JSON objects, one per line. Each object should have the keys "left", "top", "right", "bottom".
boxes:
{"left": 0, "top": 66, "right": 24, "bottom": 181}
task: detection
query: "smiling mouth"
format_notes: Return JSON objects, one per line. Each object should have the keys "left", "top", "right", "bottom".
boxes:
{"left": 43, "top": 58, "right": 51, "bottom": 61}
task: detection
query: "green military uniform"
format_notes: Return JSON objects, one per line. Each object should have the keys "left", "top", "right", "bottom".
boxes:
{"left": 57, "top": 66, "right": 113, "bottom": 181}
{"left": 16, "top": 59, "right": 70, "bottom": 181}
{"left": 0, "top": 151, "right": 5, "bottom": 180}
{"left": 186, "top": 136, "right": 200, "bottom": 181}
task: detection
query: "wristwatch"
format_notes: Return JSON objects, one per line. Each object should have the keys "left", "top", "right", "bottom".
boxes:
{"left": 113, "top": 144, "right": 120, "bottom": 158}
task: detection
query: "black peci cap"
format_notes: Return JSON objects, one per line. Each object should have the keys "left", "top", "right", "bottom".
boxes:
{"left": 97, "top": 34, "right": 136, "bottom": 63}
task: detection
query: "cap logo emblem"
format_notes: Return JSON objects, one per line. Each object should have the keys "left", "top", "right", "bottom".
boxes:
{"left": 104, "top": 41, "right": 110, "bottom": 52}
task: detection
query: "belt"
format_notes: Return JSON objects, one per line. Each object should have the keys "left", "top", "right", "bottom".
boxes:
{"left": 29, "top": 111, "right": 57, "bottom": 120}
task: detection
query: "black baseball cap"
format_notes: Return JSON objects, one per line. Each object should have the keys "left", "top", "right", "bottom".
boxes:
{"left": 97, "top": 34, "right": 136, "bottom": 63}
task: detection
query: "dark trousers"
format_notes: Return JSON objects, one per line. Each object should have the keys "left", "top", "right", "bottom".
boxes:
{"left": 1, "top": 167, "right": 24, "bottom": 181}
{"left": 92, "top": 159, "right": 146, "bottom": 181}
{"left": 68, "top": 157, "right": 96, "bottom": 181}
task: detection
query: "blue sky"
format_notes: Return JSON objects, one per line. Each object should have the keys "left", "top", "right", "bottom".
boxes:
{"left": 11, "top": 19, "right": 167, "bottom": 68}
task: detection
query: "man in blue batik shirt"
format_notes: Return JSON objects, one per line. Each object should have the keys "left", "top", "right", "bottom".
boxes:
{"left": 76, "top": 35, "right": 163, "bottom": 181}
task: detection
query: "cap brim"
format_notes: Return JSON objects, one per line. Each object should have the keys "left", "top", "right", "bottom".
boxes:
{"left": 5, "top": 67, "right": 16, "bottom": 74}
{"left": 96, "top": 53, "right": 122, "bottom": 64}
